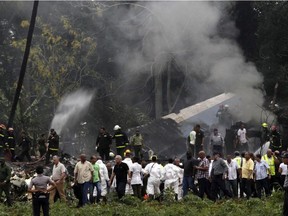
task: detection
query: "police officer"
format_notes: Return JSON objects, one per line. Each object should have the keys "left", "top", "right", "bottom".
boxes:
{"left": 46, "top": 129, "right": 59, "bottom": 165}
{"left": 6, "top": 128, "right": 16, "bottom": 161}
{"left": 112, "top": 125, "right": 129, "bottom": 157}
{"left": 28, "top": 166, "right": 56, "bottom": 216}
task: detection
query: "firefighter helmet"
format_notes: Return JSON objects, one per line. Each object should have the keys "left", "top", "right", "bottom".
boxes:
{"left": 262, "top": 123, "right": 268, "bottom": 128}
{"left": 113, "top": 125, "right": 121, "bottom": 131}
{"left": 109, "top": 151, "right": 115, "bottom": 158}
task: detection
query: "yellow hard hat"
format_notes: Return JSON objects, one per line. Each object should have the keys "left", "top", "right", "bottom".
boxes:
{"left": 124, "top": 149, "right": 131, "bottom": 157}
{"left": 262, "top": 123, "right": 268, "bottom": 128}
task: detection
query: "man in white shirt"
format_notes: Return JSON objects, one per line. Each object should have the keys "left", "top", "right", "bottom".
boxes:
{"left": 237, "top": 124, "right": 248, "bottom": 152}
{"left": 162, "top": 158, "right": 181, "bottom": 200}
{"left": 144, "top": 156, "right": 162, "bottom": 199}
{"left": 122, "top": 150, "right": 133, "bottom": 195}
{"left": 279, "top": 161, "right": 288, "bottom": 187}
{"left": 96, "top": 156, "right": 110, "bottom": 202}
{"left": 187, "top": 127, "right": 196, "bottom": 157}
{"left": 254, "top": 154, "right": 270, "bottom": 198}
{"left": 226, "top": 155, "right": 239, "bottom": 198}
{"left": 130, "top": 157, "right": 143, "bottom": 199}
{"left": 50, "top": 155, "right": 67, "bottom": 204}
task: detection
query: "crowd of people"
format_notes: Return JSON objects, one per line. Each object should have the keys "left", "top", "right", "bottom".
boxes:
{"left": 0, "top": 122, "right": 287, "bottom": 216}
{"left": 26, "top": 147, "right": 288, "bottom": 216}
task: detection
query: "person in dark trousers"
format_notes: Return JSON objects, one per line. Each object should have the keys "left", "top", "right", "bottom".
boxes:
{"left": 74, "top": 154, "right": 94, "bottom": 208}
{"left": 195, "top": 125, "right": 205, "bottom": 156}
{"left": 38, "top": 134, "right": 47, "bottom": 158}
{"left": 254, "top": 154, "right": 270, "bottom": 198}
{"left": 210, "top": 153, "right": 232, "bottom": 201}
{"left": 28, "top": 166, "right": 56, "bottom": 216}
{"left": 18, "top": 131, "right": 31, "bottom": 162}
{"left": 0, "top": 158, "right": 12, "bottom": 206}
{"left": 96, "top": 127, "right": 112, "bottom": 161}
{"left": 109, "top": 155, "right": 130, "bottom": 199}
{"left": 130, "top": 157, "right": 143, "bottom": 199}
{"left": 226, "top": 155, "right": 239, "bottom": 198}
{"left": 46, "top": 129, "right": 59, "bottom": 165}
{"left": 112, "top": 125, "right": 129, "bottom": 157}
{"left": 6, "top": 128, "right": 16, "bottom": 161}
{"left": 182, "top": 152, "right": 199, "bottom": 197}
{"left": 241, "top": 152, "right": 254, "bottom": 199}
{"left": 195, "top": 151, "right": 212, "bottom": 199}
{"left": 282, "top": 153, "right": 288, "bottom": 216}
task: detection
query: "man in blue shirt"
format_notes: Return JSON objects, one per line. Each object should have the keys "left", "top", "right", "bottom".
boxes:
{"left": 254, "top": 154, "right": 270, "bottom": 198}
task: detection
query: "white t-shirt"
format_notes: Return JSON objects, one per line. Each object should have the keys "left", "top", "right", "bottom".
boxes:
{"left": 226, "top": 160, "right": 238, "bottom": 180}
{"left": 237, "top": 128, "right": 247, "bottom": 143}
{"left": 130, "top": 162, "right": 143, "bottom": 185}
{"left": 280, "top": 163, "right": 288, "bottom": 175}
{"left": 189, "top": 131, "right": 196, "bottom": 145}
{"left": 123, "top": 158, "right": 133, "bottom": 169}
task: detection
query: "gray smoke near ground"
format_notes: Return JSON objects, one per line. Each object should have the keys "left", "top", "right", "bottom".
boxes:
{"left": 50, "top": 89, "right": 94, "bottom": 134}
{"left": 104, "top": 1, "right": 271, "bottom": 123}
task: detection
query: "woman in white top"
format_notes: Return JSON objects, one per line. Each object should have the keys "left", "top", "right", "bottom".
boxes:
{"left": 130, "top": 157, "right": 143, "bottom": 199}
{"left": 279, "top": 162, "right": 288, "bottom": 187}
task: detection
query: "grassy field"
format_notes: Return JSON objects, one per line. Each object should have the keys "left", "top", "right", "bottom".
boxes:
{"left": 0, "top": 192, "right": 284, "bottom": 216}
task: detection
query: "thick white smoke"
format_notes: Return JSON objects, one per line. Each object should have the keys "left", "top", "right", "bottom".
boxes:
{"left": 50, "top": 89, "right": 94, "bottom": 134}
{"left": 111, "top": 2, "right": 268, "bottom": 122}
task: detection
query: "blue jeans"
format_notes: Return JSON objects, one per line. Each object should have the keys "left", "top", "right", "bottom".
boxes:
{"left": 182, "top": 176, "right": 194, "bottom": 197}
{"left": 81, "top": 182, "right": 91, "bottom": 206}
{"left": 90, "top": 181, "right": 101, "bottom": 203}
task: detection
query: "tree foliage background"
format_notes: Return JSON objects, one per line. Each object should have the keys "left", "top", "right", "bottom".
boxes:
{"left": 0, "top": 1, "right": 287, "bottom": 143}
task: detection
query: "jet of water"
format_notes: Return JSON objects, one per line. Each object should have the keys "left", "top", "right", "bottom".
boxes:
{"left": 50, "top": 89, "right": 94, "bottom": 134}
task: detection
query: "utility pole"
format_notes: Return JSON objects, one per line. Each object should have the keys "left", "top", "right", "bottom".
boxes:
{"left": 7, "top": 0, "right": 39, "bottom": 127}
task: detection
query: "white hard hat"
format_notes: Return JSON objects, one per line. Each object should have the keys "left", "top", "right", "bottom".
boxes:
{"left": 113, "top": 125, "right": 121, "bottom": 131}
{"left": 109, "top": 152, "right": 115, "bottom": 158}
{"left": 224, "top": 104, "right": 229, "bottom": 108}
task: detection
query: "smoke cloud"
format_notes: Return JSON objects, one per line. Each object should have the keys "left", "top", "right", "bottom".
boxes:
{"left": 50, "top": 89, "right": 94, "bottom": 134}
{"left": 107, "top": 2, "right": 268, "bottom": 122}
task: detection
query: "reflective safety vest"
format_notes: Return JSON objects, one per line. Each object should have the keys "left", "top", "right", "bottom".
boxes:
{"left": 234, "top": 156, "right": 243, "bottom": 168}
{"left": 262, "top": 154, "right": 275, "bottom": 176}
